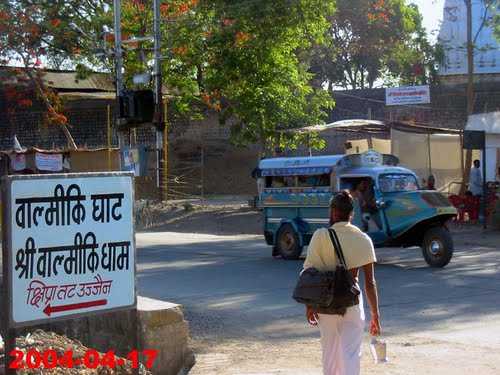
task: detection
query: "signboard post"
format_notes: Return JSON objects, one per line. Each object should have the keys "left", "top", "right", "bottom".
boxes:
{"left": 1, "top": 172, "right": 136, "bottom": 373}
{"left": 385, "top": 85, "right": 431, "bottom": 106}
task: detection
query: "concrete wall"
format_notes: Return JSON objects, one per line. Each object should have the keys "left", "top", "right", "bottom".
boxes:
{"left": 137, "top": 297, "right": 195, "bottom": 375}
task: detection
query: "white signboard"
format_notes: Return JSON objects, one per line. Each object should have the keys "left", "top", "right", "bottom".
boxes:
{"left": 3, "top": 173, "right": 135, "bottom": 326}
{"left": 35, "top": 153, "right": 63, "bottom": 172}
{"left": 386, "top": 85, "right": 430, "bottom": 106}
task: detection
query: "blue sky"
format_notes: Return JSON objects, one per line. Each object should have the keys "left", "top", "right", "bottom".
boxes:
{"left": 410, "top": 0, "right": 445, "bottom": 40}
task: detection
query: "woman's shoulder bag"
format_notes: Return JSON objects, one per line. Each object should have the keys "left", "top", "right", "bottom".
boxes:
{"left": 292, "top": 228, "right": 360, "bottom": 315}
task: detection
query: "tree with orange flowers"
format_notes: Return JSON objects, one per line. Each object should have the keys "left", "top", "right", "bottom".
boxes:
{"left": 96, "top": 0, "right": 335, "bottom": 151}
{"left": 0, "top": 0, "right": 110, "bottom": 148}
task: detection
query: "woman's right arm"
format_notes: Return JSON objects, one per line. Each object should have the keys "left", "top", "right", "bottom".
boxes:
{"left": 363, "top": 262, "right": 381, "bottom": 336}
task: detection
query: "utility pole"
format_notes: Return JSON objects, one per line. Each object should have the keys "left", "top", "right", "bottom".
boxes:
{"left": 461, "top": 0, "right": 474, "bottom": 194}
{"left": 113, "top": 0, "right": 124, "bottom": 96}
{"left": 163, "top": 99, "right": 168, "bottom": 201}
{"left": 153, "top": 0, "right": 165, "bottom": 199}
{"left": 466, "top": 0, "right": 474, "bottom": 116}
{"left": 113, "top": 0, "right": 125, "bottom": 151}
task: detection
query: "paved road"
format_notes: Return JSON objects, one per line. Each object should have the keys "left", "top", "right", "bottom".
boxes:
{"left": 136, "top": 230, "right": 500, "bottom": 374}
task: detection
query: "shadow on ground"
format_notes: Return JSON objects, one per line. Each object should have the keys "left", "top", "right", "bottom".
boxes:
{"left": 136, "top": 231, "right": 500, "bottom": 349}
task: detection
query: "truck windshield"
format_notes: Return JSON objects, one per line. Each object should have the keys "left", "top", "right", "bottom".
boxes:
{"left": 379, "top": 174, "right": 418, "bottom": 193}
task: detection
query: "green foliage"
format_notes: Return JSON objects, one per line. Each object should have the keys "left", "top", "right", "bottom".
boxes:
{"left": 309, "top": 0, "right": 436, "bottom": 90}
{"left": 136, "top": 0, "right": 336, "bottom": 150}
{"left": 385, "top": 3, "right": 441, "bottom": 86}
{"left": 486, "top": 1, "right": 500, "bottom": 42}
{"left": 160, "top": 0, "right": 336, "bottom": 151}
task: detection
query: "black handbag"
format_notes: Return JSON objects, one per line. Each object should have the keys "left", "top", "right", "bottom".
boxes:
{"left": 292, "top": 229, "right": 360, "bottom": 314}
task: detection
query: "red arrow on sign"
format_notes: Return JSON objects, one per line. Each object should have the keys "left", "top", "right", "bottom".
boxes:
{"left": 43, "top": 299, "right": 108, "bottom": 317}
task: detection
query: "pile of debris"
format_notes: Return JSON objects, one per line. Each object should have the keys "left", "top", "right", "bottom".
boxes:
{"left": 135, "top": 199, "right": 197, "bottom": 230}
{"left": 0, "top": 330, "right": 151, "bottom": 374}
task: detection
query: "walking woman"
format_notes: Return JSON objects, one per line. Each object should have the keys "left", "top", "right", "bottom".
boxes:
{"left": 302, "top": 191, "right": 381, "bottom": 375}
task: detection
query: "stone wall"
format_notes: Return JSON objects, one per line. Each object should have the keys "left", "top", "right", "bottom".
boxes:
{"left": 0, "top": 96, "right": 111, "bottom": 150}
{"left": 168, "top": 143, "right": 259, "bottom": 196}
{"left": 330, "top": 80, "right": 500, "bottom": 131}
{"left": 0, "top": 95, "right": 156, "bottom": 150}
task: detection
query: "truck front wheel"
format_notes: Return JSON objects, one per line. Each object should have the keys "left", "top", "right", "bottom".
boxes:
{"left": 421, "top": 226, "right": 453, "bottom": 268}
{"left": 276, "top": 224, "right": 303, "bottom": 260}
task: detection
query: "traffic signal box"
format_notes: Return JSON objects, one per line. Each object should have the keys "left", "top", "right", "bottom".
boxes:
{"left": 117, "top": 90, "right": 157, "bottom": 130}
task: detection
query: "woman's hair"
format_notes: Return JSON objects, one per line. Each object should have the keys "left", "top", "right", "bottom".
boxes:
{"left": 330, "top": 190, "right": 354, "bottom": 222}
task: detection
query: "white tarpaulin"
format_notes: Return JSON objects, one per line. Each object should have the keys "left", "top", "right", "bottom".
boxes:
{"left": 391, "top": 129, "right": 479, "bottom": 194}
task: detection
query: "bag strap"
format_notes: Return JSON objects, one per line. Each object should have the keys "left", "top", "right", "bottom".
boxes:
{"left": 327, "top": 229, "right": 348, "bottom": 268}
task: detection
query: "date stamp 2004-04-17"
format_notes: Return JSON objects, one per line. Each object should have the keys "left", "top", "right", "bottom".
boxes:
{"left": 9, "top": 348, "right": 159, "bottom": 370}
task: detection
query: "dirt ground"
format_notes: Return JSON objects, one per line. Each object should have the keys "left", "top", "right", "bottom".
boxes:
{"left": 136, "top": 196, "right": 262, "bottom": 235}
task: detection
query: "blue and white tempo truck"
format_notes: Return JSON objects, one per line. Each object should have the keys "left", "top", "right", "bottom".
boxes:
{"left": 254, "top": 150, "right": 457, "bottom": 267}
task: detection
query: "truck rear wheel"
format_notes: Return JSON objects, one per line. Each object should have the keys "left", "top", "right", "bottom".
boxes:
{"left": 422, "top": 226, "right": 453, "bottom": 268}
{"left": 276, "top": 224, "right": 303, "bottom": 260}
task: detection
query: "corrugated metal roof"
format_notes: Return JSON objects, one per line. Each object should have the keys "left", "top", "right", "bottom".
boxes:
{"left": 42, "top": 70, "right": 115, "bottom": 91}
{"left": 0, "top": 66, "right": 115, "bottom": 92}
{"left": 283, "top": 119, "right": 461, "bottom": 135}
{"left": 58, "top": 91, "right": 116, "bottom": 100}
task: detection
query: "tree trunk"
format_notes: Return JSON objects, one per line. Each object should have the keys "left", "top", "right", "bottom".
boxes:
{"left": 461, "top": 0, "right": 474, "bottom": 194}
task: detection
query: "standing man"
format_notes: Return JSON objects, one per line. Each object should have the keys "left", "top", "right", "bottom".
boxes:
{"left": 303, "top": 191, "right": 381, "bottom": 375}
{"left": 469, "top": 159, "right": 483, "bottom": 196}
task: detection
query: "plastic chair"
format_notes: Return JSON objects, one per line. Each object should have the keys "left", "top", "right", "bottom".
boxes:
{"left": 448, "top": 195, "right": 465, "bottom": 222}
{"left": 463, "top": 195, "right": 480, "bottom": 223}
